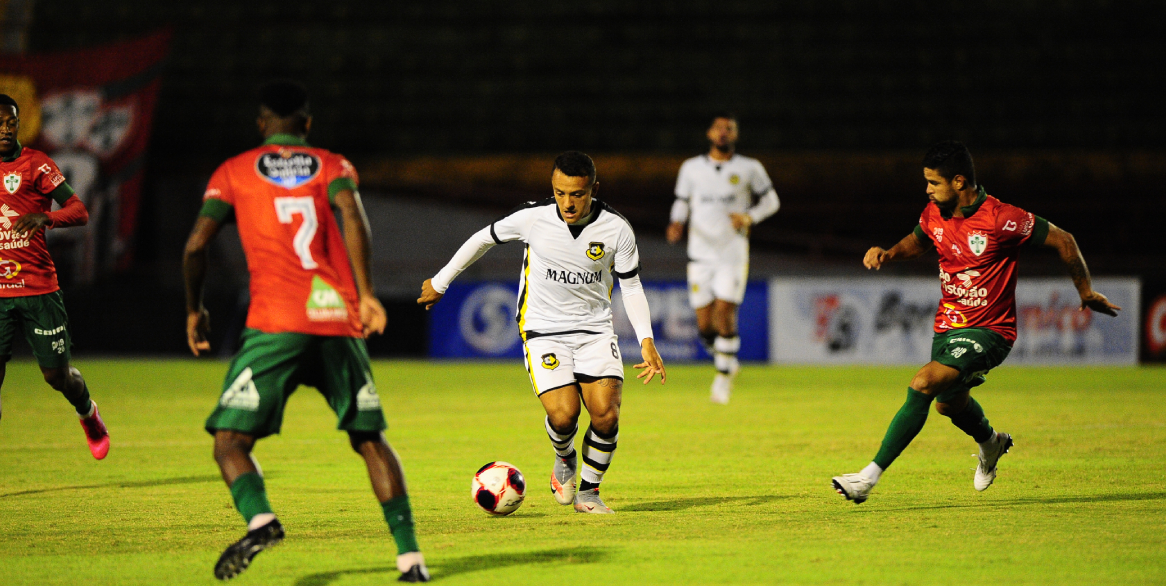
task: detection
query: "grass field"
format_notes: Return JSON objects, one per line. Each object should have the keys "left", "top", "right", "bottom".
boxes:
{"left": 1, "top": 359, "right": 1164, "bottom": 585}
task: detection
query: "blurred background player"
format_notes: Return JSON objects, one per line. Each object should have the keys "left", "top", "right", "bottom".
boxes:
{"left": 418, "top": 151, "right": 666, "bottom": 514}
{"left": 0, "top": 94, "right": 108, "bottom": 460}
{"left": 832, "top": 141, "right": 1121, "bottom": 504}
{"left": 666, "top": 113, "right": 780, "bottom": 404}
{"left": 183, "top": 81, "right": 427, "bottom": 581}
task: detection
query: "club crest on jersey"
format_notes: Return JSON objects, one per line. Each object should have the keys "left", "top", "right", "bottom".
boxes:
{"left": 968, "top": 231, "right": 988, "bottom": 256}
{"left": 256, "top": 149, "right": 321, "bottom": 189}
{"left": 3, "top": 173, "right": 19, "bottom": 194}
{"left": 0, "top": 257, "right": 20, "bottom": 279}
{"left": 728, "top": 173, "right": 741, "bottom": 185}
{"left": 541, "top": 353, "right": 560, "bottom": 370}
{"left": 586, "top": 241, "right": 605, "bottom": 260}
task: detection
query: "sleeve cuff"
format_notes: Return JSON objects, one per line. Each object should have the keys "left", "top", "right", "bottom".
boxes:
{"left": 49, "top": 183, "right": 76, "bottom": 206}
{"left": 199, "top": 198, "right": 234, "bottom": 222}
{"left": 1028, "top": 216, "right": 1050, "bottom": 246}
{"left": 913, "top": 224, "right": 930, "bottom": 246}
{"left": 328, "top": 177, "right": 358, "bottom": 203}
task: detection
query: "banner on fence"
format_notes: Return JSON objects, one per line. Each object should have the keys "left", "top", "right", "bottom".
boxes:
{"left": 429, "top": 280, "right": 768, "bottom": 361}
{"left": 769, "top": 277, "right": 1140, "bottom": 365}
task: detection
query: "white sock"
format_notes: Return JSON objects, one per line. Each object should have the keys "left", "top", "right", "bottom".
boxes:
{"left": 397, "top": 551, "right": 425, "bottom": 573}
{"left": 977, "top": 430, "right": 999, "bottom": 453}
{"left": 860, "top": 462, "right": 883, "bottom": 483}
{"left": 248, "top": 513, "right": 277, "bottom": 531}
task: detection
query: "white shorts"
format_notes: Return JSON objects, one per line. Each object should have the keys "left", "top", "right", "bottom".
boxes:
{"left": 522, "top": 332, "right": 624, "bottom": 396}
{"left": 687, "top": 260, "right": 748, "bottom": 308}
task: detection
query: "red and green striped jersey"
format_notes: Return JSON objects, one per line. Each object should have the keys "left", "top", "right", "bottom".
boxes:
{"left": 0, "top": 144, "right": 76, "bottom": 297}
{"left": 914, "top": 188, "right": 1049, "bottom": 343}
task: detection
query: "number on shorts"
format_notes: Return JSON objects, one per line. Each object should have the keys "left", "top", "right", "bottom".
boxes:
{"left": 52, "top": 339, "right": 65, "bottom": 354}
{"left": 274, "top": 196, "right": 319, "bottom": 269}
{"left": 611, "top": 341, "right": 620, "bottom": 359}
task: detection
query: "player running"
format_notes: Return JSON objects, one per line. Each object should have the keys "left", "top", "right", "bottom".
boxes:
{"left": 832, "top": 140, "right": 1120, "bottom": 504}
{"left": 666, "top": 113, "right": 780, "bottom": 404}
{"left": 0, "top": 94, "right": 108, "bottom": 460}
{"left": 418, "top": 151, "right": 666, "bottom": 514}
{"left": 183, "top": 81, "right": 427, "bottom": 582}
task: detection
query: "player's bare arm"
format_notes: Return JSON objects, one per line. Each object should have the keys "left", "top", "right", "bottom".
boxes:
{"left": 417, "top": 278, "right": 443, "bottom": 310}
{"left": 1042, "top": 222, "right": 1121, "bottom": 316}
{"left": 665, "top": 221, "right": 685, "bottom": 244}
{"left": 634, "top": 338, "right": 667, "bottom": 384}
{"left": 864, "top": 232, "right": 930, "bottom": 270}
{"left": 334, "top": 188, "right": 386, "bottom": 337}
{"left": 183, "top": 216, "right": 223, "bottom": 356}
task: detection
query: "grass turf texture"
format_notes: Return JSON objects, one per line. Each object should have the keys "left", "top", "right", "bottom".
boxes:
{"left": 1, "top": 360, "right": 1164, "bottom": 585}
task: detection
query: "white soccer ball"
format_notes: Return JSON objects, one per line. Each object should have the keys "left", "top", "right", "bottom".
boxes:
{"left": 471, "top": 461, "right": 526, "bottom": 516}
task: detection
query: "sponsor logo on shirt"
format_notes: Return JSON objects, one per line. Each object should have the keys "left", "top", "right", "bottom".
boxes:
{"left": 968, "top": 231, "right": 988, "bottom": 256}
{"left": 0, "top": 256, "right": 21, "bottom": 278}
{"left": 306, "top": 275, "right": 349, "bottom": 321}
{"left": 3, "top": 173, "right": 20, "bottom": 194}
{"left": 541, "top": 353, "right": 560, "bottom": 370}
{"left": 0, "top": 204, "right": 19, "bottom": 229}
{"left": 940, "top": 270, "right": 991, "bottom": 308}
{"left": 586, "top": 241, "right": 606, "bottom": 260}
{"left": 546, "top": 268, "right": 602, "bottom": 285}
{"left": 255, "top": 149, "right": 321, "bottom": 188}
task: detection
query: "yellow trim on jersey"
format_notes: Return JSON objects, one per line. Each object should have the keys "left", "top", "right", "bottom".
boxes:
{"left": 516, "top": 247, "right": 532, "bottom": 334}
{"left": 522, "top": 343, "right": 539, "bottom": 394}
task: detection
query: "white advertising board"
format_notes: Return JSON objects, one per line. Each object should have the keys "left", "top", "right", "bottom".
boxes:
{"left": 769, "top": 277, "right": 1140, "bottom": 365}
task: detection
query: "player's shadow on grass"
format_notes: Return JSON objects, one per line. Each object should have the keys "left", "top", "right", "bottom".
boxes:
{"left": 621, "top": 494, "right": 789, "bottom": 512}
{"left": 854, "top": 491, "right": 1166, "bottom": 512}
{"left": 293, "top": 546, "right": 610, "bottom": 585}
{"left": 0, "top": 474, "right": 221, "bottom": 498}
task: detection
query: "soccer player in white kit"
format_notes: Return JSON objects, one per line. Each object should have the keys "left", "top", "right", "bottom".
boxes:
{"left": 666, "top": 113, "right": 780, "bottom": 404}
{"left": 419, "top": 151, "right": 666, "bottom": 514}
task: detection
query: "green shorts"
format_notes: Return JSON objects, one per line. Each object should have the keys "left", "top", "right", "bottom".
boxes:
{"left": 930, "top": 328, "right": 1012, "bottom": 403}
{"left": 205, "top": 328, "right": 387, "bottom": 439}
{"left": 0, "top": 291, "right": 72, "bottom": 368}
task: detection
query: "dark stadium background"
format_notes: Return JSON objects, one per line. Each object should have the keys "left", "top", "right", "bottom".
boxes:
{"left": 6, "top": 0, "right": 1164, "bottom": 359}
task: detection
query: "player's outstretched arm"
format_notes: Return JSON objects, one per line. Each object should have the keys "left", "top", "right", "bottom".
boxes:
{"left": 634, "top": 338, "right": 667, "bottom": 385}
{"left": 334, "top": 189, "right": 386, "bottom": 337}
{"left": 864, "top": 232, "right": 929, "bottom": 270}
{"left": 1042, "top": 222, "right": 1121, "bottom": 317}
{"left": 418, "top": 227, "right": 499, "bottom": 310}
{"left": 183, "top": 216, "right": 223, "bottom": 356}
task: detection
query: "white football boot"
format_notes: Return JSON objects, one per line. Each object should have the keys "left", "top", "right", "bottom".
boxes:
{"left": 551, "top": 451, "right": 577, "bottom": 505}
{"left": 710, "top": 373, "right": 731, "bottom": 404}
{"left": 573, "top": 488, "right": 614, "bottom": 514}
{"left": 832, "top": 473, "right": 876, "bottom": 504}
{"left": 974, "top": 431, "right": 1014, "bottom": 491}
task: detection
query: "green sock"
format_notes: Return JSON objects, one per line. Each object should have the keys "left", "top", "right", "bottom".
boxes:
{"left": 873, "top": 388, "right": 935, "bottom": 470}
{"left": 69, "top": 382, "right": 93, "bottom": 416}
{"left": 949, "top": 397, "right": 994, "bottom": 443}
{"left": 229, "top": 472, "right": 274, "bottom": 524}
{"left": 381, "top": 495, "right": 419, "bottom": 555}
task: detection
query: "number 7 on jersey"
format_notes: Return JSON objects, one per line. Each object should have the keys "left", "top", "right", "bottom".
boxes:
{"left": 274, "top": 196, "right": 319, "bottom": 269}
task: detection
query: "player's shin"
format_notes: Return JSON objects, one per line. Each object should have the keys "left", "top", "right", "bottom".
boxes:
{"left": 579, "top": 424, "right": 618, "bottom": 490}
{"left": 872, "top": 388, "right": 935, "bottom": 470}
{"left": 381, "top": 495, "right": 420, "bottom": 556}
{"left": 545, "top": 416, "right": 578, "bottom": 459}
{"left": 713, "top": 336, "right": 740, "bottom": 376}
{"left": 947, "top": 397, "right": 995, "bottom": 443}
{"left": 229, "top": 472, "right": 275, "bottom": 527}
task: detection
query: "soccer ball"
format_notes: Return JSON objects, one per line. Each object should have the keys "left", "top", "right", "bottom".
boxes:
{"left": 471, "top": 461, "right": 526, "bottom": 515}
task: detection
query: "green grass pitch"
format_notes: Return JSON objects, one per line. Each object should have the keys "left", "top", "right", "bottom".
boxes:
{"left": 1, "top": 359, "right": 1164, "bottom": 585}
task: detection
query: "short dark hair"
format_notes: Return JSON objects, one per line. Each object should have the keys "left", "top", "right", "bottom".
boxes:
{"left": 259, "top": 80, "right": 309, "bottom": 118}
{"left": 552, "top": 151, "right": 597, "bottom": 184}
{"left": 710, "top": 111, "right": 737, "bottom": 127}
{"left": 922, "top": 140, "right": 976, "bottom": 187}
{"left": 0, "top": 94, "right": 18, "bottom": 115}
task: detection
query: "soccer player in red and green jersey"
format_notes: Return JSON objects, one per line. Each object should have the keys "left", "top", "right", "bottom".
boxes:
{"left": 0, "top": 94, "right": 109, "bottom": 460}
{"left": 183, "top": 81, "right": 427, "bottom": 582}
{"left": 832, "top": 140, "right": 1120, "bottom": 504}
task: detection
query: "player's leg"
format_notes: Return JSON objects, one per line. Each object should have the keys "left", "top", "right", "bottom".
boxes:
{"left": 17, "top": 292, "right": 108, "bottom": 458}
{"left": 709, "top": 298, "right": 740, "bottom": 404}
{"left": 319, "top": 336, "right": 427, "bottom": 582}
{"left": 688, "top": 261, "right": 717, "bottom": 352}
{"left": 205, "top": 329, "right": 304, "bottom": 580}
{"left": 832, "top": 360, "right": 961, "bottom": 503}
{"left": 571, "top": 333, "right": 625, "bottom": 514}
{"left": 527, "top": 337, "right": 583, "bottom": 506}
{"left": 932, "top": 330, "right": 1015, "bottom": 491}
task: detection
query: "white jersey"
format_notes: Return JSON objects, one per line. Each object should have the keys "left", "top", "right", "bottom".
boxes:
{"left": 674, "top": 154, "right": 774, "bottom": 263}
{"left": 490, "top": 198, "right": 641, "bottom": 338}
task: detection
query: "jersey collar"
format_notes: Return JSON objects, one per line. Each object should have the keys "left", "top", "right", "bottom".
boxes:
{"left": 262, "top": 133, "right": 310, "bottom": 147}
{"left": 942, "top": 186, "right": 987, "bottom": 219}
{"left": 1, "top": 140, "right": 22, "bottom": 162}
{"left": 557, "top": 200, "right": 604, "bottom": 239}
